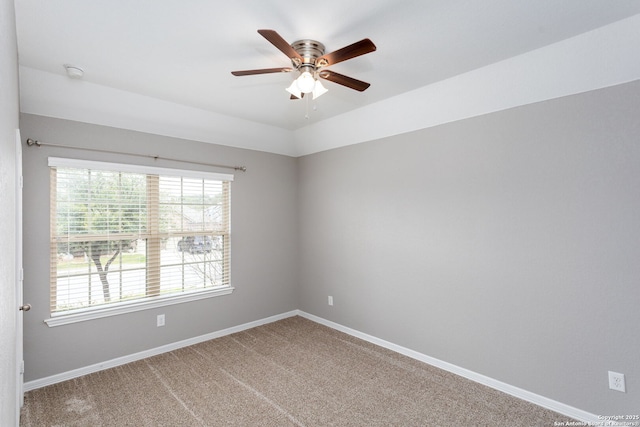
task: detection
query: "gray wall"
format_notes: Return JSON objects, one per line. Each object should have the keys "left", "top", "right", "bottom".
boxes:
{"left": 0, "top": 0, "right": 20, "bottom": 424}
{"left": 20, "top": 114, "right": 299, "bottom": 382}
{"left": 298, "top": 81, "right": 640, "bottom": 415}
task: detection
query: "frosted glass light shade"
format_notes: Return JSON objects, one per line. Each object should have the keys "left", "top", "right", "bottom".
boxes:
{"left": 312, "top": 79, "right": 328, "bottom": 99}
{"left": 285, "top": 81, "right": 302, "bottom": 98}
{"left": 296, "top": 71, "right": 316, "bottom": 93}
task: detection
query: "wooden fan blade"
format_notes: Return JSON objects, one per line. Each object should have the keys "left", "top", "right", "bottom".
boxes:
{"left": 257, "top": 29, "right": 303, "bottom": 62}
{"left": 316, "top": 38, "right": 376, "bottom": 67}
{"left": 231, "top": 67, "right": 293, "bottom": 76}
{"left": 290, "top": 93, "right": 304, "bottom": 100}
{"left": 319, "top": 70, "right": 371, "bottom": 91}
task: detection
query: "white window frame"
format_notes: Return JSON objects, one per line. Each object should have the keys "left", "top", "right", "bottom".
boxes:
{"left": 45, "top": 157, "right": 234, "bottom": 327}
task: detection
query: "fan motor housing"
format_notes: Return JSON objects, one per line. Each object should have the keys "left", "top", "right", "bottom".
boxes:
{"left": 291, "top": 39, "right": 325, "bottom": 69}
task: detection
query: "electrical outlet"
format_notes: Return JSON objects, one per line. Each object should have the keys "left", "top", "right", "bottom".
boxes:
{"left": 157, "top": 314, "right": 165, "bottom": 327}
{"left": 608, "top": 371, "right": 626, "bottom": 392}
{"left": 328, "top": 296, "right": 333, "bottom": 306}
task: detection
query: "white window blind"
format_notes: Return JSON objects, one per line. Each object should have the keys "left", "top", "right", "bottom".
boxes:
{"left": 49, "top": 158, "right": 233, "bottom": 317}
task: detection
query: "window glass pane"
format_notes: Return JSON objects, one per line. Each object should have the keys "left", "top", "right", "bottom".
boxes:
{"left": 54, "top": 240, "right": 147, "bottom": 310}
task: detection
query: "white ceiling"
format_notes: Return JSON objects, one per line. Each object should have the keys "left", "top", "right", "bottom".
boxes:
{"left": 14, "top": 1, "right": 640, "bottom": 156}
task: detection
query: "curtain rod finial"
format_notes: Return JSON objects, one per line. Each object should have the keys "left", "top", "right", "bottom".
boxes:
{"left": 26, "top": 138, "right": 41, "bottom": 147}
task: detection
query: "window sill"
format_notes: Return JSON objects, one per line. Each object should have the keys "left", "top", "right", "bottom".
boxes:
{"left": 44, "top": 286, "right": 234, "bottom": 327}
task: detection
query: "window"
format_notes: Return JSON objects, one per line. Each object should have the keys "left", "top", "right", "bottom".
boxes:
{"left": 47, "top": 157, "right": 233, "bottom": 326}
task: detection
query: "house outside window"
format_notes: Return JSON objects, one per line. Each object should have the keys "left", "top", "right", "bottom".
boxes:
{"left": 47, "top": 157, "right": 233, "bottom": 326}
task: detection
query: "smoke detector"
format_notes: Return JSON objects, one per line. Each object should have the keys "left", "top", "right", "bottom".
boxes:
{"left": 64, "top": 64, "right": 84, "bottom": 79}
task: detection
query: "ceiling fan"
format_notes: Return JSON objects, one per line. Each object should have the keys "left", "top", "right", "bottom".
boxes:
{"left": 231, "top": 29, "right": 376, "bottom": 100}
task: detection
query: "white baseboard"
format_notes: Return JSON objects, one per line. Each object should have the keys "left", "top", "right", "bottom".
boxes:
{"left": 25, "top": 308, "right": 598, "bottom": 423}
{"left": 23, "top": 310, "right": 299, "bottom": 392}
{"left": 297, "top": 311, "right": 599, "bottom": 424}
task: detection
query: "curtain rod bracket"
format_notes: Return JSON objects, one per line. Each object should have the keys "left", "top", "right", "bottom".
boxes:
{"left": 26, "top": 138, "right": 41, "bottom": 147}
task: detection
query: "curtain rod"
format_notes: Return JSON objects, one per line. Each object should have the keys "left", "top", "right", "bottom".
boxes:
{"left": 25, "top": 138, "right": 247, "bottom": 172}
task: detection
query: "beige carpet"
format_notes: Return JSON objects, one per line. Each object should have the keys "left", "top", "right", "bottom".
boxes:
{"left": 21, "top": 316, "right": 572, "bottom": 426}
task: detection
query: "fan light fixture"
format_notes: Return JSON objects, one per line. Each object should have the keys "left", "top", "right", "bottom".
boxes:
{"left": 285, "top": 70, "right": 329, "bottom": 100}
